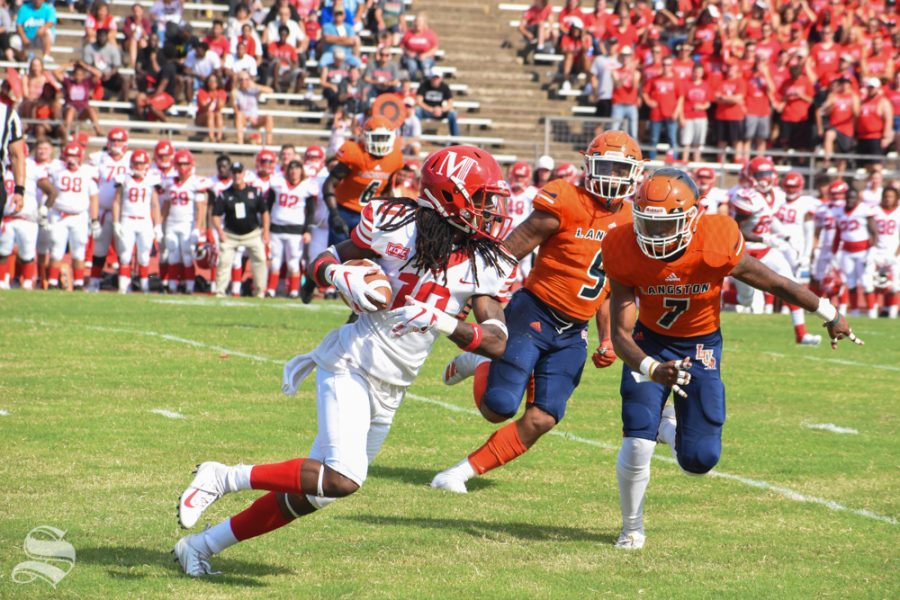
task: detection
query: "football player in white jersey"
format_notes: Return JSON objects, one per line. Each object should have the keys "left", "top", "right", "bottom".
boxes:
{"left": 506, "top": 161, "right": 538, "bottom": 286}
{"left": 868, "top": 187, "right": 900, "bottom": 317}
{"left": 834, "top": 189, "right": 878, "bottom": 315}
{"left": 811, "top": 179, "right": 847, "bottom": 298}
{"left": 87, "top": 128, "right": 132, "bottom": 291}
{"left": 730, "top": 157, "right": 820, "bottom": 344}
{"left": 775, "top": 171, "right": 820, "bottom": 280}
{"left": 266, "top": 160, "right": 317, "bottom": 298}
{"left": 32, "top": 139, "right": 58, "bottom": 287}
{"left": 113, "top": 149, "right": 162, "bottom": 294}
{"left": 174, "top": 146, "right": 517, "bottom": 577}
{"left": 694, "top": 166, "right": 730, "bottom": 215}
{"left": 38, "top": 143, "right": 99, "bottom": 290}
{"left": 162, "top": 150, "right": 210, "bottom": 294}
{"left": 860, "top": 167, "right": 883, "bottom": 206}
{"left": 299, "top": 145, "right": 333, "bottom": 303}
{"left": 151, "top": 140, "right": 177, "bottom": 287}
{"left": 252, "top": 149, "right": 279, "bottom": 195}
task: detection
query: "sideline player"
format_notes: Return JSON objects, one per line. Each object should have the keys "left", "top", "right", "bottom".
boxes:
{"left": 775, "top": 171, "right": 819, "bottom": 281}
{"left": 88, "top": 128, "right": 131, "bottom": 291}
{"left": 161, "top": 150, "right": 209, "bottom": 294}
{"left": 266, "top": 160, "right": 317, "bottom": 298}
{"left": 833, "top": 188, "right": 878, "bottom": 315}
{"left": 113, "top": 149, "right": 162, "bottom": 293}
{"left": 602, "top": 168, "right": 862, "bottom": 550}
{"left": 0, "top": 141, "right": 50, "bottom": 290}
{"left": 431, "top": 131, "right": 644, "bottom": 493}
{"left": 173, "top": 146, "right": 517, "bottom": 576}
{"left": 506, "top": 160, "right": 538, "bottom": 286}
{"left": 694, "top": 167, "right": 729, "bottom": 215}
{"left": 867, "top": 187, "right": 900, "bottom": 317}
{"left": 730, "top": 157, "right": 821, "bottom": 343}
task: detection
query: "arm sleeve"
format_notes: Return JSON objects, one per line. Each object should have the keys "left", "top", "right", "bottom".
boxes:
{"left": 350, "top": 202, "right": 376, "bottom": 249}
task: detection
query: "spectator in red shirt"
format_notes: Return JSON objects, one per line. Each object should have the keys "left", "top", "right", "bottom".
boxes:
{"left": 518, "top": 0, "right": 553, "bottom": 54}
{"left": 671, "top": 43, "right": 693, "bottom": 81}
{"left": 267, "top": 25, "right": 303, "bottom": 93}
{"left": 123, "top": 3, "right": 151, "bottom": 68}
{"left": 610, "top": 46, "right": 640, "bottom": 139}
{"left": 856, "top": 77, "right": 894, "bottom": 162}
{"left": 680, "top": 63, "right": 712, "bottom": 163}
{"left": 811, "top": 25, "right": 843, "bottom": 82}
{"left": 605, "top": 4, "right": 637, "bottom": 49}
{"left": 862, "top": 35, "right": 895, "bottom": 82}
{"left": 558, "top": 0, "right": 584, "bottom": 37}
{"left": 585, "top": 0, "right": 614, "bottom": 54}
{"left": 756, "top": 22, "right": 781, "bottom": 64}
{"left": 642, "top": 56, "right": 682, "bottom": 159}
{"left": 744, "top": 59, "right": 776, "bottom": 156}
{"left": 86, "top": 0, "right": 118, "bottom": 47}
{"left": 203, "top": 20, "right": 231, "bottom": 59}
{"left": 400, "top": 13, "right": 439, "bottom": 82}
{"left": 689, "top": 7, "right": 720, "bottom": 62}
{"left": 558, "top": 17, "right": 592, "bottom": 91}
{"left": 777, "top": 63, "right": 815, "bottom": 150}
{"left": 714, "top": 62, "right": 748, "bottom": 161}
{"left": 887, "top": 70, "right": 900, "bottom": 149}
{"left": 195, "top": 73, "right": 226, "bottom": 142}
{"left": 816, "top": 77, "right": 859, "bottom": 172}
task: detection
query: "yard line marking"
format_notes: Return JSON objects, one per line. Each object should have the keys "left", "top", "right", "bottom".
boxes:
{"left": 0, "top": 409, "right": 9, "bottom": 416}
{"left": 802, "top": 422, "right": 859, "bottom": 435}
{"left": 151, "top": 297, "right": 349, "bottom": 313}
{"left": 764, "top": 352, "right": 900, "bottom": 372}
{"left": 9, "top": 318, "right": 896, "bottom": 527}
{"left": 151, "top": 409, "right": 185, "bottom": 419}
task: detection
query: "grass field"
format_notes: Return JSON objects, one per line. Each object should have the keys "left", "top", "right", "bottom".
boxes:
{"left": 0, "top": 291, "right": 897, "bottom": 599}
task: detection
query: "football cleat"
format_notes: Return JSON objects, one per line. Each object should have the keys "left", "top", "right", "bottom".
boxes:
{"left": 178, "top": 462, "right": 228, "bottom": 529}
{"left": 173, "top": 532, "right": 219, "bottom": 577}
{"left": 614, "top": 531, "right": 646, "bottom": 550}
{"left": 430, "top": 470, "right": 468, "bottom": 494}
{"left": 798, "top": 333, "right": 822, "bottom": 346}
{"left": 442, "top": 352, "right": 488, "bottom": 386}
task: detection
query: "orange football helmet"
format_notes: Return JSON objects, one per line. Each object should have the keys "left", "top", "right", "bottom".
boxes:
{"left": 363, "top": 115, "right": 396, "bottom": 157}
{"left": 633, "top": 167, "right": 700, "bottom": 259}
{"left": 583, "top": 129, "right": 644, "bottom": 209}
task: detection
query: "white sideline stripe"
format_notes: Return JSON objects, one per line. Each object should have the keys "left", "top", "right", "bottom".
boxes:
{"left": 764, "top": 352, "right": 900, "bottom": 372}
{"left": 150, "top": 297, "right": 349, "bottom": 313}
{"left": 0, "top": 409, "right": 9, "bottom": 416}
{"left": 803, "top": 422, "right": 859, "bottom": 435}
{"left": 151, "top": 409, "right": 185, "bottom": 419}
{"left": 9, "top": 318, "right": 896, "bottom": 526}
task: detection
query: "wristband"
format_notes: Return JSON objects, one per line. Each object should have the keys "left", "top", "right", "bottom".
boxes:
{"left": 639, "top": 356, "right": 660, "bottom": 378}
{"left": 481, "top": 318, "right": 508, "bottom": 340}
{"left": 434, "top": 309, "right": 459, "bottom": 336}
{"left": 313, "top": 254, "right": 339, "bottom": 288}
{"left": 14, "top": 185, "right": 25, "bottom": 195}
{"left": 815, "top": 298, "right": 838, "bottom": 324}
{"left": 459, "top": 323, "right": 483, "bottom": 352}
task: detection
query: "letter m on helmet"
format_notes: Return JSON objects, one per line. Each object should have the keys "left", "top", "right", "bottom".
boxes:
{"left": 436, "top": 150, "right": 477, "bottom": 183}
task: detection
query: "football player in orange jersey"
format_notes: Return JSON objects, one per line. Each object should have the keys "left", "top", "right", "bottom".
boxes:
{"left": 322, "top": 115, "right": 404, "bottom": 245}
{"left": 602, "top": 168, "right": 862, "bottom": 550}
{"left": 431, "top": 130, "right": 644, "bottom": 493}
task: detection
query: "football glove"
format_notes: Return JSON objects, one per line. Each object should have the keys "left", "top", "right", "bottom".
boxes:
{"left": 113, "top": 221, "right": 124, "bottom": 240}
{"left": 325, "top": 262, "right": 387, "bottom": 313}
{"left": 90, "top": 218, "right": 102, "bottom": 238}
{"left": 154, "top": 225, "right": 164, "bottom": 243}
{"left": 386, "top": 297, "right": 458, "bottom": 338}
{"left": 190, "top": 228, "right": 201, "bottom": 246}
{"left": 592, "top": 338, "right": 618, "bottom": 368}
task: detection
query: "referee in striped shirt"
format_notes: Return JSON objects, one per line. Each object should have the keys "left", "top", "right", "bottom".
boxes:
{"left": 0, "top": 99, "right": 26, "bottom": 216}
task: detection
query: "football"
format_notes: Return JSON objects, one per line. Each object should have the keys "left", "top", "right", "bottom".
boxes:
{"left": 341, "top": 259, "right": 393, "bottom": 311}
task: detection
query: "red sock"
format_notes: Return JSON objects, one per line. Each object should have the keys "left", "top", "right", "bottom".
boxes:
{"left": 809, "top": 281, "right": 821, "bottom": 296}
{"left": 249, "top": 458, "right": 305, "bottom": 494}
{"left": 289, "top": 273, "right": 300, "bottom": 295}
{"left": 138, "top": 265, "right": 150, "bottom": 279}
{"left": 231, "top": 266, "right": 242, "bottom": 283}
{"left": 472, "top": 362, "right": 491, "bottom": 409}
{"left": 848, "top": 288, "right": 859, "bottom": 311}
{"left": 108, "top": 244, "right": 118, "bottom": 265}
{"left": 267, "top": 271, "right": 279, "bottom": 293}
{"left": 73, "top": 267, "right": 85, "bottom": 285}
{"left": 468, "top": 422, "right": 529, "bottom": 475}
{"left": 183, "top": 265, "right": 195, "bottom": 281}
{"left": 764, "top": 293, "right": 774, "bottom": 308}
{"left": 865, "top": 292, "right": 876, "bottom": 309}
{"left": 229, "top": 492, "right": 292, "bottom": 542}
{"left": 21, "top": 261, "right": 36, "bottom": 283}
{"left": 0, "top": 260, "right": 8, "bottom": 283}
{"left": 159, "top": 262, "right": 169, "bottom": 282}
{"left": 168, "top": 263, "right": 182, "bottom": 283}
{"left": 119, "top": 265, "right": 132, "bottom": 278}
{"left": 48, "top": 266, "right": 60, "bottom": 285}
{"left": 839, "top": 288, "right": 850, "bottom": 306}
{"left": 90, "top": 260, "right": 103, "bottom": 279}
{"left": 84, "top": 237, "right": 94, "bottom": 264}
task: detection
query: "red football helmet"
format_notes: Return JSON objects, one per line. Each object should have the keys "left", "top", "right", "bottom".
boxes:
{"left": 304, "top": 144, "right": 325, "bottom": 164}
{"left": 256, "top": 149, "right": 277, "bottom": 175}
{"left": 362, "top": 115, "right": 396, "bottom": 157}
{"left": 131, "top": 149, "right": 150, "bottom": 177}
{"left": 555, "top": 161, "right": 579, "bottom": 184}
{"left": 583, "top": 130, "right": 644, "bottom": 209}
{"left": 828, "top": 179, "right": 849, "bottom": 202}
{"left": 194, "top": 242, "right": 219, "bottom": 269}
{"left": 694, "top": 166, "right": 716, "bottom": 193}
{"left": 154, "top": 140, "right": 175, "bottom": 169}
{"left": 107, "top": 127, "right": 128, "bottom": 157}
{"left": 820, "top": 265, "right": 844, "bottom": 297}
{"left": 748, "top": 156, "right": 777, "bottom": 193}
{"left": 508, "top": 161, "right": 532, "bottom": 192}
{"left": 418, "top": 145, "right": 512, "bottom": 242}
{"left": 174, "top": 149, "right": 194, "bottom": 179}
{"left": 782, "top": 171, "right": 804, "bottom": 200}
{"left": 633, "top": 167, "right": 701, "bottom": 259}
{"left": 62, "top": 142, "right": 84, "bottom": 170}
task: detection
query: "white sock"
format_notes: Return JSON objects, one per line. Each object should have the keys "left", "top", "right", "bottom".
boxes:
{"left": 118, "top": 275, "right": 129, "bottom": 293}
{"left": 140, "top": 277, "right": 149, "bottom": 292}
{"left": 223, "top": 464, "right": 253, "bottom": 493}
{"left": 185, "top": 280, "right": 195, "bottom": 293}
{"left": 447, "top": 457, "right": 477, "bottom": 482}
{"left": 169, "top": 280, "right": 178, "bottom": 293}
{"left": 616, "top": 437, "right": 656, "bottom": 535}
{"left": 889, "top": 304, "right": 898, "bottom": 318}
{"left": 790, "top": 307, "right": 805, "bottom": 327}
{"left": 231, "top": 281, "right": 241, "bottom": 295}
{"left": 203, "top": 520, "right": 239, "bottom": 554}
{"left": 657, "top": 418, "right": 676, "bottom": 448}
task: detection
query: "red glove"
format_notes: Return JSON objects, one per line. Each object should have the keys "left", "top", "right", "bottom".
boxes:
{"left": 592, "top": 338, "right": 618, "bottom": 368}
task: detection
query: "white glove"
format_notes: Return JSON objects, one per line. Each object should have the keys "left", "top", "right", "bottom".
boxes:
{"left": 386, "top": 297, "right": 459, "bottom": 338}
{"left": 325, "top": 261, "right": 388, "bottom": 313}
{"left": 113, "top": 221, "right": 124, "bottom": 240}
{"left": 190, "top": 228, "right": 200, "bottom": 246}
{"left": 154, "top": 225, "right": 164, "bottom": 243}
{"left": 91, "top": 219, "right": 102, "bottom": 238}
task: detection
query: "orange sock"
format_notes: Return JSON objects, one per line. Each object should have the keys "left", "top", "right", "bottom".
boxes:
{"left": 467, "top": 422, "right": 528, "bottom": 475}
{"left": 472, "top": 361, "right": 491, "bottom": 409}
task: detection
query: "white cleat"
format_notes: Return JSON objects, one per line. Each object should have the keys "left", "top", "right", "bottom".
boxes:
{"left": 430, "top": 470, "right": 468, "bottom": 494}
{"left": 173, "top": 532, "right": 219, "bottom": 577}
{"left": 614, "top": 531, "right": 646, "bottom": 550}
{"left": 179, "top": 462, "right": 228, "bottom": 529}
{"left": 798, "top": 333, "right": 822, "bottom": 346}
{"left": 442, "top": 352, "right": 488, "bottom": 386}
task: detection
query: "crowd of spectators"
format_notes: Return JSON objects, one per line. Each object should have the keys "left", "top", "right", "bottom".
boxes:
{"left": 519, "top": 0, "right": 900, "bottom": 166}
{"left": 4, "top": 0, "right": 457, "bottom": 155}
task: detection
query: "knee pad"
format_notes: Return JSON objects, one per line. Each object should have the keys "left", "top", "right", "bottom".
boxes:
{"left": 616, "top": 437, "right": 655, "bottom": 472}
{"left": 305, "top": 494, "right": 338, "bottom": 510}
{"left": 676, "top": 435, "right": 721, "bottom": 475}
{"left": 621, "top": 401, "right": 656, "bottom": 438}
{"left": 482, "top": 387, "right": 520, "bottom": 420}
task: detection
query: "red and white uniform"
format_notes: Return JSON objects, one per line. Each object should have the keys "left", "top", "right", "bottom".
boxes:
{"left": 290, "top": 200, "right": 516, "bottom": 488}
{"left": 867, "top": 205, "right": 900, "bottom": 292}
{"left": 163, "top": 175, "right": 210, "bottom": 266}
{"left": 775, "top": 192, "right": 819, "bottom": 270}
{"left": 1, "top": 158, "right": 46, "bottom": 262}
{"left": 150, "top": 164, "right": 176, "bottom": 189}
{"left": 835, "top": 203, "right": 876, "bottom": 288}
{"left": 508, "top": 184, "right": 537, "bottom": 282}
{"left": 115, "top": 172, "right": 160, "bottom": 267}
{"left": 269, "top": 177, "right": 317, "bottom": 276}
{"left": 47, "top": 164, "right": 99, "bottom": 262}
{"left": 91, "top": 150, "right": 132, "bottom": 256}
{"left": 812, "top": 200, "right": 844, "bottom": 281}
{"left": 33, "top": 159, "right": 58, "bottom": 256}
{"left": 252, "top": 172, "right": 277, "bottom": 196}
{"left": 700, "top": 186, "right": 729, "bottom": 215}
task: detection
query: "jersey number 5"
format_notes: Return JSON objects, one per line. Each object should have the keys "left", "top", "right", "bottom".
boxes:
{"left": 657, "top": 297, "right": 690, "bottom": 329}
{"left": 577, "top": 250, "right": 606, "bottom": 300}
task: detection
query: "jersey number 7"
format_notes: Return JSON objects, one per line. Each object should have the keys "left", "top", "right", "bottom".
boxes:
{"left": 657, "top": 297, "right": 690, "bottom": 329}
{"left": 578, "top": 249, "right": 606, "bottom": 300}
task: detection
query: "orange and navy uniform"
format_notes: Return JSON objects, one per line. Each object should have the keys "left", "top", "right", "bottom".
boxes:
{"left": 602, "top": 214, "right": 745, "bottom": 337}
{"left": 526, "top": 178, "right": 633, "bottom": 322}
{"left": 334, "top": 140, "right": 404, "bottom": 214}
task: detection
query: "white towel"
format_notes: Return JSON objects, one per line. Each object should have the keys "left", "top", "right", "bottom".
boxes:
{"left": 282, "top": 353, "right": 316, "bottom": 397}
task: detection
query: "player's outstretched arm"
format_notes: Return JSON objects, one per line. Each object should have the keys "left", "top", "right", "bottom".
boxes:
{"left": 731, "top": 253, "right": 864, "bottom": 349}
{"left": 448, "top": 294, "right": 508, "bottom": 359}
{"left": 501, "top": 209, "right": 560, "bottom": 261}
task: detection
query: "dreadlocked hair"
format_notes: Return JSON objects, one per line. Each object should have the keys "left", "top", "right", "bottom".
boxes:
{"left": 377, "top": 197, "right": 515, "bottom": 286}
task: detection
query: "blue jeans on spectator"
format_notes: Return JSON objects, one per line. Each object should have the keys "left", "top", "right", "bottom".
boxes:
{"left": 649, "top": 118, "right": 678, "bottom": 159}
{"left": 403, "top": 55, "right": 435, "bottom": 81}
{"left": 417, "top": 106, "right": 459, "bottom": 137}
{"left": 611, "top": 104, "right": 638, "bottom": 140}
